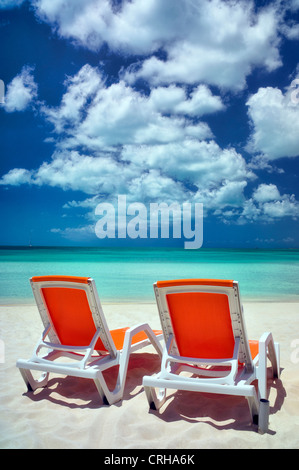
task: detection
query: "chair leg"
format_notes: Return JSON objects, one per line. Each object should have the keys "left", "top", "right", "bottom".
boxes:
{"left": 93, "top": 376, "right": 109, "bottom": 404}
{"left": 257, "top": 332, "right": 280, "bottom": 399}
{"left": 106, "top": 324, "right": 163, "bottom": 405}
{"left": 94, "top": 368, "right": 125, "bottom": 405}
{"left": 246, "top": 392, "right": 259, "bottom": 424}
{"left": 258, "top": 398, "right": 270, "bottom": 433}
{"left": 144, "top": 380, "right": 166, "bottom": 411}
{"left": 271, "top": 342, "right": 280, "bottom": 379}
{"left": 19, "top": 367, "right": 49, "bottom": 392}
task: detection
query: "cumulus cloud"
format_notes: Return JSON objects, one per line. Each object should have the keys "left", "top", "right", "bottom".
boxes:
{"left": 149, "top": 85, "right": 225, "bottom": 117}
{"left": 262, "top": 197, "right": 299, "bottom": 219}
{"left": 0, "top": 168, "right": 32, "bottom": 185}
{"left": 0, "top": 137, "right": 253, "bottom": 215}
{"left": 122, "top": 0, "right": 282, "bottom": 90}
{"left": 41, "top": 64, "right": 102, "bottom": 133}
{"left": 121, "top": 139, "right": 254, "bottom": 192}
{"left": 40, "top": 64, "right": 218, "bottom": 151}
{"left": 30, "top": 0, "right": 282, "bottom": 91}
{"left": 3, "top": 65, "right": 38, "bottom": 112}
{"left": 239, "top": 184, "right": 299, "bottom": 222}
{"left": 252, "top": 184, "right": 299, "bottom": 219}
{"left": 0, "top": 58, "right": 286, "bottom": 228}
{"left": 0, "top": 10, "right": 296, "bottom": 232}
{"left": 31, "top": 0, "right": 186, "bottom": 54}
{"left": 27, "top": 150, "right": 139, "bottom": 194}
{"left": 246, "top": 85, "right": 299, "bottom": 161}
{"left": 252, "top": 183, "right": 281, "bottom": 203}
{"left": 201, "top": 181, "right": 248, "bottom": 211}
{"left": 0, "top": 63, "right": 233, "bottom": 209}
{"left": 76, "top": 80, "right": 187, "bottom": 147}
{"left": 282, "top": 23, "right": 299, "bottom": 40}
{"left": 210, "top": 182, "right": 299, "bottom": 224}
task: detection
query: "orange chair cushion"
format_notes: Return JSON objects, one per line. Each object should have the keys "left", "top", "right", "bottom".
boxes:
{"left": 42, "top": 286, "right": 107, "bottom": 350}
{"left": 248, "top": 340, "right": 259, "bottom": 360}
{"left": 166, "top": 292, "right": 235, "bottom": 359}
{"left": 41, "top": 286, "right": 161, "bottom": 352}
{"left": 110, "top": 328, "right": 162, "bottom": 351}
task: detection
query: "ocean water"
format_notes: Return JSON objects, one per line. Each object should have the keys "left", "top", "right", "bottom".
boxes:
{"left": 0, "top": 247, "right": 298, "bottom": 303}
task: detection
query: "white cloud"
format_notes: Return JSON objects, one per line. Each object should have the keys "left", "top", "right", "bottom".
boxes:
{"left": 41, "top": 65, "right": 216, "bottom": 151}
{"left": 0, "top": 150, "right": 139, "bottom": 195}
{"left": 148, "top": 85, "right": 186, "bottom": 114}
{"left": 123, "top": 0, "right": 281, "bottom": 90}
{"left": 199, "top": 180, "right": 248, "bottom": 211}
{"left": 121, "top": 139, "right": 254, "bottom": 191}
{"left": 3, "top": 65, "right": 38, "bottom": 112}
{"left": 253, "top": 183, "right": 281, "bottom": 203}
{"left": 32, "top": 150, "right": 139, "bottom": 194}
{"left": 31, "top": 0, "right": 184, "bottom": 54}
{"left": 149, "top": 85, "right": 225, "bottom": 117}
{"left": 242, "top": 184, "right": 299, "bottom": 222}
{"left": 212, "top": 183, "right": 299, "bottom": 224}
{"left": 41, "top": 64, "right": 102, "bottom": 133}
{"left": 239, "top": 199, "right": 261, "bottom": 222}
{"left": 127, "top": 169, "right": 186, "bottom": 204}
{"left": 0, "top": 168, "right": 32, "bottom": 185}
{"left": 282, "top": 23, "right": 299, "bottom": 40}
{"left": 0, "top": 51, "right": 297, "bottom": 229}
{"left": 2, "top": 147, "right": 298, "bottom": 224}
{"left": 0, "top": 140, "right": 253, "bottom": 212}
{"left": 77, "top": 79, "right": 187, "bottom": 147}
{"left": 263, "top": 197, "right": 299, "bottom": 219}
{"left": 31, "top": 0, "right": 282, "bottom": 91}
{"left": 0, "top": 58, "right": 255, "bottom": 217}
{"left": 0, "top": 63, "right": 235, "bottom": 208}
{"left": 246, "top": 86, "right": 299, "bottom": 160}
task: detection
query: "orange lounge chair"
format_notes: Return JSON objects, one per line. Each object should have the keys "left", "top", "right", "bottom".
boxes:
{"left": 16, "top": 276, "right": 163, "bottom": 405}
{"left": 143, "top": 279, "right": 280, "bottom": 427}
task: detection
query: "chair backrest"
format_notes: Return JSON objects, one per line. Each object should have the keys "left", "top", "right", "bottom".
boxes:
{"left": 30, "top": 276, "right": 117, "bottom": 357}
{"left": 154, "top": 279, "right": 253, "bottom": 371}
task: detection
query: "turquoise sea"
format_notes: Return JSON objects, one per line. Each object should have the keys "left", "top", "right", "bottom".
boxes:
{"left": 0, "top": 247, "right": 298, "bottom": 303}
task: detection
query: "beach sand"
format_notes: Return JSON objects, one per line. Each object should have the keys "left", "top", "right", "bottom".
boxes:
{"left": 0, "top": 301, "right": 298, "bottom": 450}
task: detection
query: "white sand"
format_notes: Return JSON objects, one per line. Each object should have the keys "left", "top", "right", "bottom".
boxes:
{"left": 0, "top": 301, "right": 299, "bottom": 449}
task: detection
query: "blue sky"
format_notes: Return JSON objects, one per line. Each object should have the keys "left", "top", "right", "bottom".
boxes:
{"left": 0, "top": 0, "right": 299, "bottom": 248}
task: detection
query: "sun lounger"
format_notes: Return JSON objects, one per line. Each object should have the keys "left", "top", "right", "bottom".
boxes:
{"left": 16, "top": 275, "right": 163, "bottom": 405}
{"left": 143, "top": 279, "right": 280, "bottom": 428}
